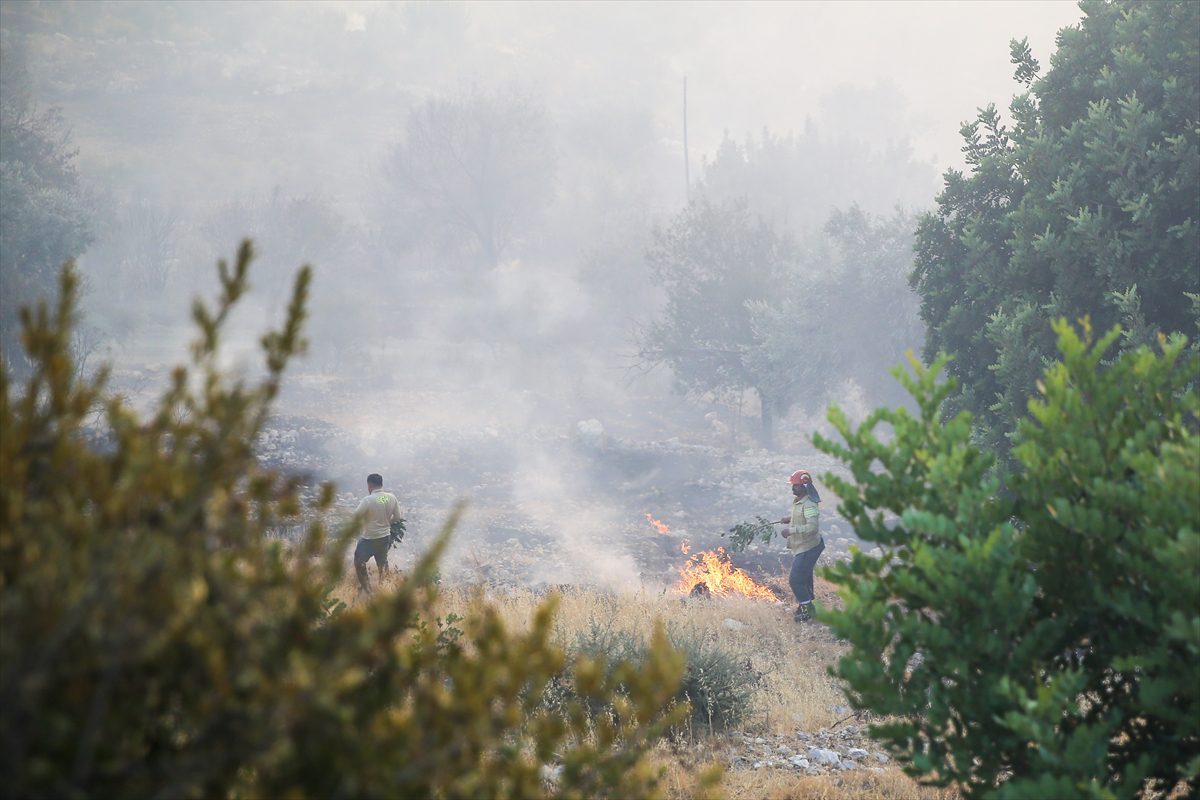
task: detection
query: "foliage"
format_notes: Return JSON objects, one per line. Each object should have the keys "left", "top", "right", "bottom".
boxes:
{"left": 379, "top": 86, "right": 556, "bottom": 271}
{"left": 670, "top": 626, "right": 756, "bottom": 732}
{"left": 0, "top": 245, "right": 696, "bottom": 800}
{"left": 640, "top": 197, "right": 924, "bottom": 448}
{"left": 748, "top": 205, "right": 925, "bottom": 416}
{"left": 551, "top": 619, "right": 754, "bottom": 732}
{"left": 699, "top": 122, "right": 937, "bottom": 233}
{"left": 724, "top": 515, "right": 781, "bottom": 552}
{"left": 911, "top": 0, "right": 1200, "bottom": 459}
{"left": 813, "top": 321, "right": 1200, "bottom": 798}
{"left": 639, "top": 197, "right": 797, "bottom": 447}
{"left": 0, "top": 42, "right": 93, "bottom": 374}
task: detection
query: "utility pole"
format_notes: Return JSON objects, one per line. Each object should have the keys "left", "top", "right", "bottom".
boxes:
{"left": 683, "top": 76, "right": 691, "bottom": 203}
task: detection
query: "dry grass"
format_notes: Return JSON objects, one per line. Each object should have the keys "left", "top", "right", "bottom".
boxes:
{"left": 330, "top": 566, "right": 957, "bottom": 799}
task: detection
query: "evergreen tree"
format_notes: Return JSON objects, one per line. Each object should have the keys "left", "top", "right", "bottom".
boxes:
{"left": 815, "top": 321, "right": 1199, "bottom": 798}
{"left": 912, "top": 0, "right": 1200, "bottom": 457}
{"left": 0, "top": 246, "right": 694, "bottom": 799}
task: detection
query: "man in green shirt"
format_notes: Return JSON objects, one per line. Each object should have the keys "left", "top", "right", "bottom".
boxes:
{"left": 353, "top": 473, "right": 403, "bottom": 593}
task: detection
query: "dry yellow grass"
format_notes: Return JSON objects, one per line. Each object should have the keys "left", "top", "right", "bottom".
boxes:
{"left": 331, "top": 567, "right": 957, "bottom": 799}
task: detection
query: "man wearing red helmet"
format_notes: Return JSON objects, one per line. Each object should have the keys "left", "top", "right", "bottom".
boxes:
{"left": 778, "top": 469, "right": 824, "bottom": 622}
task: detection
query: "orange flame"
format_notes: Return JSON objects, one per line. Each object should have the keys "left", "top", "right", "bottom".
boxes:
{"left": 676, "top": 547, "right": 781, "bottom": 603}
{"left": 646, "top": 512, "right": 671, "bottom": 535}
{"left": 680, "top": 539, "right": 691, "bottom": 555}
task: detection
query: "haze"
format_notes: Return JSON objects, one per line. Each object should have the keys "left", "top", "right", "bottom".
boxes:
{"left": 0, "top": 0, "right": 1084, "bottom": 587}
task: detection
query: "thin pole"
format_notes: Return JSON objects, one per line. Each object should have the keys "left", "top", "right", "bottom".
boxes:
{"left": 683, "top": 76, "right": 690, "bottom": 203}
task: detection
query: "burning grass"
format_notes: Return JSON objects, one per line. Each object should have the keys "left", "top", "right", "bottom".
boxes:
{"left": 674, "top": 546, "right": 782, "bottom": 603}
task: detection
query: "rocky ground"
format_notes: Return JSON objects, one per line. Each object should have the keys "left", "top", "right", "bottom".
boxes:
{"left": 253, "top": 409, "right": 875, "bottom": 593}
{"left": 725, "top": 721, "right": 891, "bottom": 776}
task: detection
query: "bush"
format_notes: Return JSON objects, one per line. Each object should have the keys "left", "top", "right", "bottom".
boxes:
{"left": 0, "top": 247, "right": 699, "bottom": 799}
{"left": 814, "top": 320, "right": 1199, "bottom": 798}
{"left": 671, "top": 627, "right": 755, "bottom": 732}
{"left": 550, "top": 619, "right": 754, "bottom": 733}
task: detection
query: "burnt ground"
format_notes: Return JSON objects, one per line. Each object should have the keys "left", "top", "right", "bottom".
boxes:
{"left": 255, "top": 411, "right": 870, "bottom": 593}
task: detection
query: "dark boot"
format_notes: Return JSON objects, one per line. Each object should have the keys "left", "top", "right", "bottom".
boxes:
{"left": 793, "top": 602, "right": 813, "bottom": 623}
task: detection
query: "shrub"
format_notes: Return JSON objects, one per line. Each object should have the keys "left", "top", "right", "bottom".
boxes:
{"left": 0, "top": 247, "right": 698, "bottom": 799}
{"left": 550, "top": 619, "right": 753, "bottom": 733}
{"left": 813, "top": 320, "right": 1199, "bottom": 798}
{"left": 671, "top": 627, "right": 755, "bottom": 732}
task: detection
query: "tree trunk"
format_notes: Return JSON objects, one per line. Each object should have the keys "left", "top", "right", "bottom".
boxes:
{"left": 758, "top": 391, "right": 776, "bottom": 450}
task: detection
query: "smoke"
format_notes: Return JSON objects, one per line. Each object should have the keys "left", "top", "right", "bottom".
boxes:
{"left": 3, "top": 1, "right": 1085, "bottom": 589}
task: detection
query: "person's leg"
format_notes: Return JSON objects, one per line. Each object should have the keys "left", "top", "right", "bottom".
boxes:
{"left": 354, "top": 538, "right": 373, "bottom": 593}
{"left": 788, "top": 553, "right": 806, "bottom": 604}
{"left": 372, "top": 537, "right": 390, "bottom": 582}
{"left": 790, "top": 539, "right": 825, "bottom": 620}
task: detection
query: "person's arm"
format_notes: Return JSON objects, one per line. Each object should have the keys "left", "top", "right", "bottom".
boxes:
{"left": 352, "top": 497, "right": 369, "bottom": 534}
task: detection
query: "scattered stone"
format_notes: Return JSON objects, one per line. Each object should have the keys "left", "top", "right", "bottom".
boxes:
{"left": 874, "top": 752, "right": 891, "bottom": 763}
{"left": 723, "top": 618, "right": 747, "bottom": 631}
{"left": 847, "top": 747, "right": 869, "bottom": 759}
{"left": 807, "top": 747, "right": 842, "bottom": 766}
{"left": 788, "top": 756, "right": 810, "bottom": 769}
{"left": 575, "top": 419, "right": 606, "bottom": 450}
{"left": 840, "top": 760, "right": 858, "bottom": 770}
{"left": 540, "top": 764, "right": 563, "bottom": 785}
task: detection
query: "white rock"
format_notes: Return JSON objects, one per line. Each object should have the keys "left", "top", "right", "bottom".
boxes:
{"left": 723, "top": 618, "right": 747, "bottom": 631}
{"left": 807, "top": 747, "right": 841, "bottom": 766}
{"left": 575, "top": 419, "right": 606, "bottom": 449}
{"left": 874, "top": 752, "right": 891, "bottom": 763}
{"left": 540, "top": 764, "right": 563, "bottom": 785}
{"left": 848, "top": 748, "right": 869, "bottom": 759}
{"left": 840, "top": 760, "right": 858, "bottom": 770}
{"left": 788, "top": 756, "right": 810, "bottom": 769}
{"left": 752, "top": 761, "right": 765, "bottom": 770}
{"left": 754, "top": 737, "right": 766, "bottom": 744}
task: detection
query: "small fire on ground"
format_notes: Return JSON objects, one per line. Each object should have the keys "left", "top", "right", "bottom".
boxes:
{"left": 675, "top": 546, "right": 781, "bottom": 603}
{"left": 645, "top": 512, "right": 671, "bottom": 535}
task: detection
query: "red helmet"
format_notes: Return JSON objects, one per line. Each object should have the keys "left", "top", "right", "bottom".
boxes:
{"left": 789, "top": 469, "right": 812, "bottom": 485}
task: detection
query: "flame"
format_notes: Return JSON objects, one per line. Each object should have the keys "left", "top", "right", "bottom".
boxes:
{"left": 680, "top": 539, "right": 691, "bottom": 555}
{"left": 645, "top": 512, "right": 671, "bottom": 535}
{"left": 676, "top": 546, "right": 781, "bottom": 602}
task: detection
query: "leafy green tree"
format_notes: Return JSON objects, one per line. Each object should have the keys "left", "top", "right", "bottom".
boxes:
{"left": 815, "top": 321, "right": 1199, "bottom": 798}
{"left": 638, "top": 198, "right": 796, "bottom": 447}
{"left": 0, "top": 245, "right": 695, "bottom": 799}
{"left": 912, "top": 0, "right": 1200, "bottom": 457}
{"left": 378, "top": 87, "right": 556, "bottom": 271}
{"left": 642, "top": 200, "right": 924, "bottom": 448}
{"left": 748, "top": 205, "right": 924, "bottom": 418}
{"left": 700, "top": 121, "right": 936, "bottom": 234}
{"left": 0, "top": 42, "right": 92, "bottom": 373}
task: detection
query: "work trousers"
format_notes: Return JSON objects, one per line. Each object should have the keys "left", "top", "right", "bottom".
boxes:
{"left": 788, "top": 537, "right": 825, "bottom": 605}
{"left": 354, "top": 536, "right": 390, "bottom": 592}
